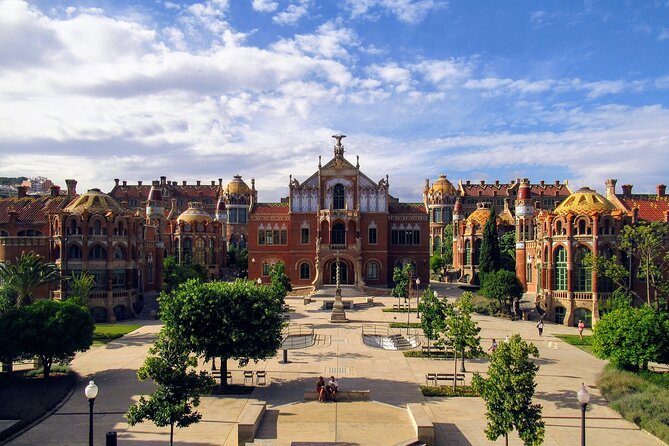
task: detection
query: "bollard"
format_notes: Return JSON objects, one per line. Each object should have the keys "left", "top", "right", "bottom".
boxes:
{"left": 282, "top": 349, "right": 288, "bottom": 363}
{"left": 106, "top": 431, "right": 117, "bottom": 446}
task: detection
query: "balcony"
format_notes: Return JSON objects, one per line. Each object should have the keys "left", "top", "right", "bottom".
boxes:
{"left": 573, "top": 292, "right": 593, "bottom": 300}
{"left": 0, "top": 236, "right": 48, "bottom": 247}
{"left": 319, "top": 209, "right": 360, "bottom": 222}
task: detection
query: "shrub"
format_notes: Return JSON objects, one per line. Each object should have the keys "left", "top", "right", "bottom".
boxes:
{"left": 25, "top": 364, "right": 70, "bottom": 378}
{"left": 420, "top": 385, "right": 479, "bottom": 397}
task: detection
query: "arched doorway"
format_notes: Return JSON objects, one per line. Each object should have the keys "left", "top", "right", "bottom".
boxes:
{"left": 573, "top": 308, "right": 592, "bottom": 328}
{"left": 330, "top": 260, "right": 348, "bottom": 284}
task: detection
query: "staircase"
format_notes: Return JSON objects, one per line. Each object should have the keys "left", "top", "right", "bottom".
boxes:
{"left": 388, "top": 334, "right": 412, "bottom": 350}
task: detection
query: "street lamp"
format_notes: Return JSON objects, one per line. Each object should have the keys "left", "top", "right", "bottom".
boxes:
{"left": 577, "top": 382, "right": 591, "bottom": 446}
{"left": 257, "top": 277, "right": 262, "bottom": 285}
{"left": 84, "top": 380, "right": 98, "bottom": 446}
{"left": 415, "top": 277, "right": 421, "bottom": 318}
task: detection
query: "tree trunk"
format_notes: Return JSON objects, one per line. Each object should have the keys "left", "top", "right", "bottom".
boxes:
{"left": 170, "top": 422, "right": 174, "bottom": 446}
{"left": 453, "top": 350, "right": 458, "bottom": 390}
{"left": 220, "top": 356, "right": 228, "bottom": 387}
{"left": 2, "top": 360, "right": 13, "bottom": 374}
{"left": 505, "top": 433, "right": 509, "bottom": 446}
{"left": 43, "top": 357, "right": 51, "bottom": 378}
{"left": 646, "top": 257, "right": 651, "bottom": 306}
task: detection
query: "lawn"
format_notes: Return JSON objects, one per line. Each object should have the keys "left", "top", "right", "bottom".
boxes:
{"left": 0, "top": 371, "right": 76, "bottom": 441}
{"left": 93, "top": 323, "right": 142, "bottom": 344}
{"left": 554, "top": 334, "right": 594, "bottom": 355}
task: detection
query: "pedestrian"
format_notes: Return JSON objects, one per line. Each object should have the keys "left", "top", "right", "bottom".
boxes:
{"left": 536, "top": 318, "right": 544, "bottom": 336}
{"left": 578, "top": 320, "right": 585, "bottom": 341}
{"left": 316, "top": 376, "right": 326, "bottom": 402}
{"left": 504, "top": 335, "right": 510, "bottom": 343}
{"left": 488, "top": 339, "right": 498, "bottom": 354}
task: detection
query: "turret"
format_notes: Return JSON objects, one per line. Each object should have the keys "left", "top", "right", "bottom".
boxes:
{"left": 215, "top": 195, "right": 227, "bottom": 222}
{"left": 514, "top": 178, "right": 534, "bottom": 288}
{"left": 453, "top": 198, "right": 464, "bottom": 221}
{"left": 146, "top": 181, "right": 164, "bottom": 218}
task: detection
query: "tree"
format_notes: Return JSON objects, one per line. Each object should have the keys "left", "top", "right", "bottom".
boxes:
{"left": 14, "top": 300, "right": 94, "bottom": 377}
{"left": 65, "top": 271, "right": 95, "bottom": 307}
{"left": 584, "top": 253, "right": 632, "bottom": 297}
{"left": 162, "top": 256, "right": 207, "bottom": 293}
{"left": 430, "top": 255, "right": 445, "bottom": 278}
{"left": 472, "top": 334, "right": 544, "bottom": 446}
{"left": 392, "top": 264, "right": 412, "bottom": 302}
{"left": 0, "top": 308, "right": 22, "bottom": 373}
{"left": 479, "top": 208, "right": 501, "bottom": 283}
{"left": 618, "top": 222, "right": 669, "bottom": 310}
{"left": 498, "top": 231, "right": 516, "bottom": 272}
{"left": 0, "top": 251, "right": 60, "bottom": 306}
{"left": 442, "top": 224, "right": 453, "bottom": 266}
{"left": 438, "top": 292, "right": 481, "bottom": 388}
{"left": 419, "top": 286, "right": 446, "bottom": 356}
{"left": 0, "top": 286, "right": 18, "bottom": 314}
{"left": 479, "top": 269, "right": 524, "bottom": 316}
{"left": 127, "top": 332, "right": 215, "bottom": 446}
{"left": 159, "top": 279, "right": 284, "bottom": 386}
{"left": 269, "top": 261, "right": 292, "bottom": 298}
{"left": 592, "top": 304, "right": 669, "bottom": 372}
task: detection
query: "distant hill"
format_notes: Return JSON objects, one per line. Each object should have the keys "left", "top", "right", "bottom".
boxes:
{"left": 0, "top": 176, "right": 28, "bottom": 186}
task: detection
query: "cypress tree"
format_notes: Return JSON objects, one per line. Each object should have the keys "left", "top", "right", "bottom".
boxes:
{"left": 478, "top": 207, "right": 501, "bottom": 283}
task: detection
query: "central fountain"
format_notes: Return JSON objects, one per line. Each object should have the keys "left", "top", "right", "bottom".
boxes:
{"left": 330, "top": 251, "right": 349, "bottom": 323}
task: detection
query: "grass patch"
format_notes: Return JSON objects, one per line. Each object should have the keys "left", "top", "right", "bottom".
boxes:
{"left": 389, "top": 322, "right": 423, "bottom": 329}
{"left": 598, "top": 364, "right": 669, "bottom": 443}
{"left": 382, "top": 308, "right": 413, "bottom": 313}
{"left": 404, "top": 350, "right": 488, "bottom": 359}
{"left": 24, "top": 364, "right": 70, "bottom": 378}
{"left": 93, "top": 323, "right": 142, "bottom": 344}
{"left": 210, "top": 384, "right": 255, "bottom": 395}
{"left": 421, "top": 385, "right": 479, "bottom": 397}
{"left": 0, "top": 371, "right": 77, "bottom": 441}
{"left": 554, "top": 334, "right": 594, "bottom": 355}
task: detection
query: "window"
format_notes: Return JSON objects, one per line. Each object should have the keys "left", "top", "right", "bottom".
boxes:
{"left": 301, "top": 228, "right": 309, "bottom": 244}
{"left": 465, "top": 240, "right": 471, "bottom": 265}
{"left": 194, "top": 238, "right": 205, "bottom": 265}
{"left": 368, "top": 227, "right": 377, "bottom": 244}
{"left": 473, "top": 239, "right": 482, "bottom": 265}
{"left": 300, "top": 262, "right": 310, "bottom": 280}
{"left": 229, "top": 208, "right": 238, "bottom": 223}
{"left": 237, "top": 208, "right": 247, "bottom": 224}
{"left": 526, "top": 262, "right": 532, "bottom": 283}
{"left": 67, "top": 244, "right": 82, "bottom": 259}
{"left": 574, "top": 246, "right": 592, "bottom": 292}
{"left": 331, "top": 223, "right": 346, "bottom": 245}
{"left": 390, "top": 228, "right": 420, "bottom": 245}
{"left": 367, "top": 262, "right": 379, "bottom": 280}
{"left": 113, "top": 246, "right": 125, "bottom": 260}
{"left": 432, "top": 208, "right": 442, "bottom": 223}
{"left": 258, "top": 229, "right": 288, "bottom": 245}
{"left": 333, "top": 184, "right": 345, "bottom": 209}
{"left": 90, "top": 270, "right": 107, "bottom": 289}
{"left": 433, "top": 236, "right": 441, "bottom": 253}
{"left": 209, "top": 239, "right": 216, "bottom": 264}
{"left": 597, "top": 247, "right": 615, "bottom": 292}
{"left": 183, "top": 238, "right": 192, "bottom": 263}
{"left": 89, "top": 220, "right": 106, "bottom": 235}
{"left": 443, "top": 208, "right": 452, "bottom": 224}
{"left": 18, "top": 229, "right": 43, "bottom": 236}
{"left": 554, "top": 306, "right": 566, "bottom": 325}
{"left": 112, "top": 270, "right": 126, "bottom": 289}
{"left": 89, "top": 245, "right": 106, "bottom": 260}
{"left": 554, "top": 246, "right": 567, "bottom": 290}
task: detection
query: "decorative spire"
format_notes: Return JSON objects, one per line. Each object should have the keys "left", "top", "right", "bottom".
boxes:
{"left": 332, "top": 134, "right": 346, "bottom": 158}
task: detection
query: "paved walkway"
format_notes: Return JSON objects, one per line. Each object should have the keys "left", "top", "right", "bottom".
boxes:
{"left": 8, "top": 284, "right": 664, "bottom": 445}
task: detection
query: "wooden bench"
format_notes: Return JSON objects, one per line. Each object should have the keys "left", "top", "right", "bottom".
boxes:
{"left": 211, "top": 370, "right": 233, "bottom": 384}
{"left": 303, "top": 389, "right": 371, "bottom": 401}
{"left": 407, "top": 403, "right": 434, "bottom": 446}
{"left": 421, "top": 346, "right": 446, "bottom": 355}
{"left": 434, "top": 373, "right": 465, "bottom": 385}
{"left": 392, "top": 304, "right": 409, "bottom": 310}
{"left": 237, "top": 401, "right": 266, "bottom": 446}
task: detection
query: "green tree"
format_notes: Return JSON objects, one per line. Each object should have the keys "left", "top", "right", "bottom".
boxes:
{"left": 392, "top": 264, "right": 412, "bottom": 302}
{"left": 584, "top": 253, "right": 632, "bottom": 297}
{"left": 15, "top": 300, "right": 94, "bottom": 377}
{"left": 0, "top": 308, "right": 22, "bottom": 373}
{"left": 442, "top": 224, "right": 453, "bottom": 266}
{"left": 65, "top": 271, "right": 95, "bottom": 307}
{"left": 0, "top": 251, "right": 60, "bottom": 306}
{"left": 160, "top": 279, "right": 284, "bottom": 386}
{"left": 127, "top": 332, "right": 215, "bottom": 446}
{"left": 269, "top": 261, "right": 292, "bottom": 298}
{"left": 479, "top": 208, "right": 501, "bottom": 283}
{"left": 472, "top": 334, "right": 544, "bottom": 446}
{"left": 419, "top": 286, "right": 446, "bottom": 356}
{"left": 438, "top": 292, "right": 481, "bottom": 388}
{"left": 430, "top": 255, "right": 445, "bottom": 278}
{"left": 498, "top": 231, "right": 516, "bottom": 272}
{"left": 618, "top": 222, "right": 669, "bottom": 310}
{"left": 0, "top": 286, "right": 18, "bottom": 314}
{"left": 162, "top": 256, "right": 207, "bottom": 293}
{"left": 479, "top": 269, "right": 524, "bottom": 316}
{"left": 592, "top": 304, "right": 669, "bottom": 372}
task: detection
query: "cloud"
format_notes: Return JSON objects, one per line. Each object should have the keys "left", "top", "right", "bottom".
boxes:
{"left": 344, "top": 0, "right": 444, "bottom": 24}
{"left": 272, "top": 21, "right": 359, "bottom": 59}
{"left": 273, "top": 0, "right": 311, "bottom": 26}
{"left": 251, "top": 0, "right": 279, "bottom": 13}
{"left": 659, "top": 28, "right": 669, "bottom": 41}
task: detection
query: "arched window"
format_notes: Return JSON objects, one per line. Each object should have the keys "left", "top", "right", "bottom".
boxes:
{"left": 367, "top": 261, "right": 379, "bottom": 280}
{"left": 554, "top": 246, "right": 567, "bottom": 290}
{"left": 578, "top": 219, "right": 586, "bottom": 235}
{"left": 597, "top": 246, "right": 615, "bottom": 292}
{"left": 90, "top": 219, "right": 106, "bottom": 235}
{"left": 473, "top": 239, "right": 482, "bottom": 265}
{"left": 465, "top": 240, "right": 471, "bottom": 265}
{"left": 574, "top": 246, "right": 592, "bottom": 292}
{"left": 209, "top": 239, "right": 216, "bottom": 264}
{"left": 433, "top": 236, "right": 441, "bottom": 253}
{"left": 555, "top": 221, "right": 562, "bottom": 236}
{"left": 89, "top": 245, "right": 106, "bottom": 260}
{"left": 194, "top": 238, "right": 205, "bottom": 265}
{"left": 333, "top": 184, "right": 345, "bottom": 209}
{"left": 183, "top": 238, "right": 192, "bottom": 263}
{"left": 300, "top": 262, "right": 310, "bottom": 280}
{"left": 331, "top": 223, "right": 345, "bottom": 245}
{"left": 113, "top": 245, "right": 125, "bottom": 260}
{"left": 67, "top": 244, "right": 82, "bottom": 259}
{"left": 69, "top": 219, "right": 79, "bottom": 235}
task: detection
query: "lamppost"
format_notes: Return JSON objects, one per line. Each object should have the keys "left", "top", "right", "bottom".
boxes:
{"left": 415, "top": 277, "right": 421, "bottom": 318}
{"left": 85, "top": 380, "right": 98, "bottom": 446}
{"left": 257, "top": 277, "right": 262, "bottom": 285}
{"left": 577, "top": 382, "right": 591, "bottom": 446}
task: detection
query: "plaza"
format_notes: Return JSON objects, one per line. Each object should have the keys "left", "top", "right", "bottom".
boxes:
{"left": 5, "top": 283, "right": 662, "bottom": 446}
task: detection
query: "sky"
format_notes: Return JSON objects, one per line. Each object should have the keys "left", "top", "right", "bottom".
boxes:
{"left": 1, "top": 0, "right": 668, "bottom": 202}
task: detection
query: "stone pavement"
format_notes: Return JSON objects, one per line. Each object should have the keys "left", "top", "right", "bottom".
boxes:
{"left": 7, "top": 283, "right": 664, "bottom": 445}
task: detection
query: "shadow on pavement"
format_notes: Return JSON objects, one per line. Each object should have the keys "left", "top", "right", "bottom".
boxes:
{"left": 434, "top": 422, "right": 473, "bottom": 446}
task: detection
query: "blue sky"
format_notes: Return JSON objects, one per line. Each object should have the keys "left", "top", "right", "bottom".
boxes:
{"left": 1, "top": 0, "right": 668, "bottom": 201}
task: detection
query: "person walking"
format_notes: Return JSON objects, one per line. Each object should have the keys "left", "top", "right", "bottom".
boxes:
{"left": 488, "top": 339, "right": 498, "bottom": 354}
{"left": 578, "top": 320, "right": 585, "bottom": 341}
{"left": 537, "top": 318, "right": 544, "bottom": 336}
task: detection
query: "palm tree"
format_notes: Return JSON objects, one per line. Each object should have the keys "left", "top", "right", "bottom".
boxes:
{"left": 0, "top": 252, "right": 60, "bottom": 307}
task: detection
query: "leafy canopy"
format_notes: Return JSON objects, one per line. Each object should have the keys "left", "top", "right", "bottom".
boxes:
{"left": 0, "top": 251, "right": 60, "bottom": 306}
{"left": 472, "top": 334, "right": 544, "bottom": 446}
{"left": 479, "top": 269, "right": 524, "bottom": 315}
{"left": 478, "top": 207, "right": 501, "bottom": 282}
{"left": 162, "top": 256, "right": 207, "bottom": 293}
{"left": 430, "top": 255, "right": 445, "bottom": 275}
{"left": 66, "top": 271, "right": 95, "bottom": 306}
{"left": 392, "top": 264, "right": 412, "bottom": 299}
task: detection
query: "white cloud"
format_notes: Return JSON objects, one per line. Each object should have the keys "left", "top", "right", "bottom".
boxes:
{"left": 273, "top": 21, "right": 358, "bottom": 59}
{"left": 273, "top": 0, "right": 311, "bottom": 26}
{"left": 344, "top": 0, "right": 443, "bottom": 24}
{"left": 411, "top": 58, "right": 473, "bottom": 88}
{"left": 252, "top": 0, "right": 279, "bottom": 13}
{"left": 659, "top": 28, "right": 669, "bottom": 41}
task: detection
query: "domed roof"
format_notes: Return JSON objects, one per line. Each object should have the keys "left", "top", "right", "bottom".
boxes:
{"left": 225, "top": 175, "right": 251, "bottom": 196}
{"left": 430, "top": 174, "right": 457, "bottom": 195}
{"left": 177, "top": 202, "right": 213, "bottom": 224}
{"left": 466, "top": 203, "right": 494, "bottom": 227}
{"left": 554, "top": 187, "right": 617, "bottom": 215}
{"left": 64, "top": 189, "right": 124, "bottom": 215}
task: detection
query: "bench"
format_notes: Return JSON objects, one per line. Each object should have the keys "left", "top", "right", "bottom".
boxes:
{"left": 407, "top": 403, "right": 434, "bottom": 446}
{"left": 211, "top": 370, "right": 233, "bottom": 384}
{"left": 433, "top": 373, "right": 465, "bottom": 385}
{"left": 237, "top": 401, "right": 266, "bottom": 446}
{"left": 256, "top": 370, "right": 267, "bottom": 386}
{"left": 303, "top": 389, "right": 371, "bottom": 401}
{"left": 321, "top": 299, "right": 354, "bottom": 310}
{"left": 392, "top": 304, "right": 409, "bottom": 310}
{"left": 421, "top": 346, "right": 446, "bottom": 355}
{"left": 366, "top": 296, "right": 374, "bottom": 305}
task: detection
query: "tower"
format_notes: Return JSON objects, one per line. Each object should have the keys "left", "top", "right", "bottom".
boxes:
{"left": 146, "top": 181, "right": 166, "bottom": 289}
{"left": 514, "top": 178, "right": 534, "bottom": 287}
